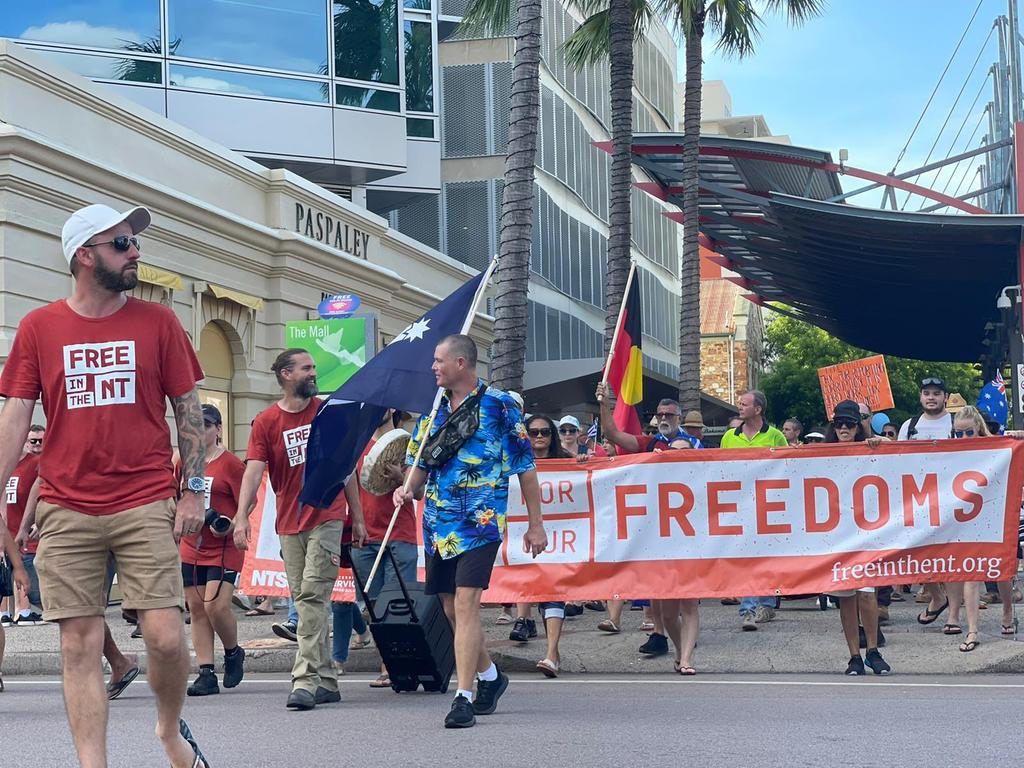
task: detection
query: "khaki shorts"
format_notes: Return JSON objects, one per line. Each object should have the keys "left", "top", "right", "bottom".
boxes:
{"left": 35, "top": 498, "right": 185, "bottom": 621}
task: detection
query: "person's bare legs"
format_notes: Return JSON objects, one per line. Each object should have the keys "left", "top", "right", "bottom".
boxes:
{"left": 659, "top": 598, "right": 683, "bottom": 666}
{"left": 838, "top": 596, "right": 860, "bottom": 656}
{"left": 186, "top": 588, "right": 213, "bottom": 665}
{"left": 650, "top": 599, "right": 667, "bottom": 636}
{"left": 102, "top": 622, "right": 138, "bottom": 685}
{"left": 138, "top": 607, "right": 197, "bottom": 768}
{"left": 997, "top": 580, "right": 1015, "bottom": 629}
{"left": 441, "top": 588, "right": 491, "bottom": 693}
{"left": 59, "top": 616, "right": 108, "bottom": 768}
{"left": 964, "top": 581, "right": 981, "bottom": 636}
{"left": 542, "top": 613, "right": 563, "bottom": 665}
{"left": 678, "top": 599, "right": 699, "bottom": 669}
{"left": 858, "top": 591, "right": 880, "bottom": 650}
{"left": 203, "top": 580, "right": 238, "bottom": 653}
{"left": 947, "top": 582, "right": 964, "bottom": 627}
{"left": 925, "top": 582, "right": 946, "bottom": 612}
{"left": 514, "top": 602, "right": 533, "bottom": 621}
{"left": 606, "top": 599, "right": 625, "bottom": 627}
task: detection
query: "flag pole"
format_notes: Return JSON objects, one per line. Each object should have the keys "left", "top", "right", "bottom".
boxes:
{"left": 598, "top": 259, "right": 638, "bottom": 398}
{"left": 363, "top": 257, "right": 499, "bottom": 591}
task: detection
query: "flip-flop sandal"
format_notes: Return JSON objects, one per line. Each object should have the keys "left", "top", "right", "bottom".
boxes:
{"left": 597, "top": 619, "right": 621, "bottom": 633}
{"left": 178, "top": 719, "right": 210, "bottom": 768}
{"left": 244, "top": 606, "right": 275, "bottom": 617}
{"left": 677, "top": 665, "right": 697, "bottom": 675}
{"left": 536, "top": 658, "right": 559, "bottom": 678}
{"left": 942, "top": 623, "right": 962, "bottom": 635}
{"left": 638, "top": 621, "right": 655, "bottom": 632}
{"left": 916, "top": 600, "right": 949, "bottom": 625}
{"left": 106, "top": 665, "right": 140, "bottom": 700}
{"left": 959, "top": 632, "right": 980, "bottom": 652}
{"left": 1002, "top": 619, "right": 1018, "bottom": 635}
{"left": 369, "top": 674, "right": 391, "bottom": 688}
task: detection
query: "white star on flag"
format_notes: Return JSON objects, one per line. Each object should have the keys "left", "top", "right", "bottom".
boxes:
{"left": 391, "top": 318, "right": 431, "bottom": 344}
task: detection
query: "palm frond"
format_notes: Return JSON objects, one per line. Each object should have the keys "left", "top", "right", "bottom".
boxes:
{"left": 764, "top": 0, "right": 826, "bottom": 26}
{"left": 707, "top": 0, "right": 762, "bottom": 58}
{"left": 459, "top": 0, "right": 514, "bottom": 38}
{"left": 561, "top": 0, "right": 654, "bottom": 68}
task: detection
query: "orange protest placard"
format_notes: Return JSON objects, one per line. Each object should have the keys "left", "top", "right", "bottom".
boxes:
{"left": 818, "top": 354, "right": 895, "bottom": 418}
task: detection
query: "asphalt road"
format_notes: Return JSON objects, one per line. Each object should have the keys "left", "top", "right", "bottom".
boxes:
{"left": 4, "top": 674, "right": 1022, "bottom": 767}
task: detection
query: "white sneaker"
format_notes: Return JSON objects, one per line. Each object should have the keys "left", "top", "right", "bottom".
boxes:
{"left": 495, "top": 611, "right": 513, "bottom": 625}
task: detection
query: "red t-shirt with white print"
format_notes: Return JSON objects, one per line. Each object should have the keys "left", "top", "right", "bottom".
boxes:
{"left": 179, "top": 450, "right": 245, "bottom": 570}
{"left": 246, "top": 399, "right": 347, "bottom": 535}
{"left": 0, "top": 298, "right": 203, "bottom": 515}
{"left": 5, "top": 453, "right": 40, "bottom": 554}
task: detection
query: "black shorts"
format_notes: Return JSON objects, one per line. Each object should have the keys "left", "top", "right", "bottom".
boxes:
{"left": 181, "top": 563, "right": 238, "bottom": 588}
{"left": 424, "top": 541, "right": 501, "bottom": 595}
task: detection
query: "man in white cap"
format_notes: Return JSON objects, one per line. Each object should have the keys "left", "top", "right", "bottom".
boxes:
{"left": 0, "top": 204, "right": 210, "bottom": 767}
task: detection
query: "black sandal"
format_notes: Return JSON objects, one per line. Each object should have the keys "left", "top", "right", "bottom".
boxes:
{"left": 959, "top": 632, "right": 980, "bottom": 652}
{"left": 942, "top": 623, "right": 962, "bottom": 635}
{"left": 178, "top": 719, "right": 210, "bottom": 768}
{"left": 916, "top": 600, "right": 948, "bottom": 625}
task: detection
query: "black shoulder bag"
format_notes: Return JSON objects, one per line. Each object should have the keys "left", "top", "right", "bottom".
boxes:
{"left": 422, "top": 385, "right": 488, "bottom": 470}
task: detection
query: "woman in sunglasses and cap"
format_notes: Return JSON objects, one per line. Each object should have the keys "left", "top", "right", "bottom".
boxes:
{"left": 823, "top": 400, "right": 891, "bottom": 676}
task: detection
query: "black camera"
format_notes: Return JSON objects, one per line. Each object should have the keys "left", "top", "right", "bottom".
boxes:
{"left": 204, "top": 508, "right": 232, "bottom": 536}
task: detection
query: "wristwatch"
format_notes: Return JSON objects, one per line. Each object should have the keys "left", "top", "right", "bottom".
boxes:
{"left": 185, "top": 477, "right": 205, "bottom": 494}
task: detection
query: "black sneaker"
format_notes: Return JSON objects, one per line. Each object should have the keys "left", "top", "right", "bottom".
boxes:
{"left": 563, "top": 603, "right": 584, "bottom": 617}
{"left": 858, "top": 625, "right": 886, "bottom": 649}
{"left": 845, "top": 655, "right": 866, "bottom": 676}
{"left": 526, "top": 619, "right": 537, "bottom": 638}
{"left": 473, "top": 669, "right": 509, "bottom": 715}
{"left": 445, "top": 695, "right": 476, "bottom": 728}
{"left": 864, "top": 648, "right": 891, "bottom": 676}
{"left": 186, "top": 668, "right": 219, "bottom": 696}
{"left": 15, "top": 611, "right": 42, "bottom": 625}
{"left": 272, "top": 620, "right": 298, "bottom": 642}
{"left": 0, "top": 614, "right": 11, "bottom": 627}
{"left": 130, "top": 624, "right": 143, "bottom": 639}
{"left": 314, "top": 686, "right": 341, "bottom": 704}
{"left": 638, "top": 632, "right": 669, "bottom": 656}
{"left": 223, "top": 646, "right": 245, "bottom": 688}
{"left": 286, "top": 688, "right": 316, "bottom": 710}
{"left": 509, "top": 617, "right": 531, "bottom": 642}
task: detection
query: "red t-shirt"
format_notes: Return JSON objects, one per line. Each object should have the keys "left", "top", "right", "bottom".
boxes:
{"left": 5, "top": 453, "right": 40, "bottom": 554}
{"left": 357, "top": 439, "right": 416, "bottom": 544}
{"left": 179, "top": 450, "right": 245, "bottom": 570}
{"left": 246, "top": 399, "right": 347, "bottom": 535}
{"left": 0, "top": 299, "right": 203, "bottom": 515}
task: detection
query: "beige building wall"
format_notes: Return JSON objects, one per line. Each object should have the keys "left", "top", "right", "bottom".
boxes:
{"left": 0, "top": 42, "right": 492, "bottom": 449}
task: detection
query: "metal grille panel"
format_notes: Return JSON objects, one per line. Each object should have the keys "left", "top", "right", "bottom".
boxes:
{"left": 442, "top": 65, "right": 487, "bottom": 157}
{"left": 444, "top": 180, "right": 491, "bottom": 271}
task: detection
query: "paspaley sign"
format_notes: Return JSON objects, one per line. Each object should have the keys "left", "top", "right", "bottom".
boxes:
{"left": 295, "top": 202, "right": 371, "bottom": 259}
{"left": 318, "top": 293, "right": 361, "bottom": 319}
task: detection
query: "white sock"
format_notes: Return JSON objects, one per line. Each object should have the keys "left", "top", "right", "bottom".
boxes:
{"left": 456, "top": 688, "right": 474, "bottom": 702}
{"left": 478, "top": 663, "right": 498, "bottom": 682}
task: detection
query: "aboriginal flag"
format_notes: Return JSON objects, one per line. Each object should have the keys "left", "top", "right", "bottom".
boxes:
{"left": 605, "top": 273, "right": 643, "bottom": 435}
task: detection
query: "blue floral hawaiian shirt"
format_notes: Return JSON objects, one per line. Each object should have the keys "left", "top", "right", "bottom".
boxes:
{"left": 406, "top": 379, "right": 535, "bottom": 559}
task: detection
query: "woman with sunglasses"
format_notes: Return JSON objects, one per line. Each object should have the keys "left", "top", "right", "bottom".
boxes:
{"left": 508, "top": 415, "right": 571, "bottom": 676}
{"left": 944, "top": 406, "right": 1023, "bottom": 650}
{"left": 823, "top": 400, "right": 891, "bottom": 675}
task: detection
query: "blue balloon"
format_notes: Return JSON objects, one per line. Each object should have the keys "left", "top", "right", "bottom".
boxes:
{"left": 871, "top": 412, "right": 890, "bottom": 435}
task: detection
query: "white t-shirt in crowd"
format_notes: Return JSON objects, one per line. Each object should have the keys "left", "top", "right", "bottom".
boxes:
{"left": 898, "top": 411, "right": 954, "bottom": 441}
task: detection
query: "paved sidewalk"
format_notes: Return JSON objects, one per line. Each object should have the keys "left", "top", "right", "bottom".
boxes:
{"left": 4, "top": 594, "right": 1024, "bottom": 677}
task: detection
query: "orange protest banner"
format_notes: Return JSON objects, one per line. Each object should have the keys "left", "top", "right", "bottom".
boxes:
{"left": 818, "top": 354, "right": 895, "bottom": 417}
{"left": 238, "top": 474, "right": 356, "bottom": 600}
{"left": 479, "top": 439, "right": 1024, "bottom": 602}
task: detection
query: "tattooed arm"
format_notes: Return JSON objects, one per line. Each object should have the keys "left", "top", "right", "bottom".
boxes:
{"left": 171, "top": 388, "right": 207, "bottom": 542}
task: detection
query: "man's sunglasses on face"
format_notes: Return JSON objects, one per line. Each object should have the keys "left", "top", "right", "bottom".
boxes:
{"left": 27, "top": 438, "right": 43, "bottom": 445}
{"left": 882, "top": 430, "right": 896, "bottom": 438}
{"left": 656, "top": 411, "right": 677, "bottom": 419}
{"left": 84, "top": 235, "right": 141, "bottom": 252}
{"left": 528, "top": 427, "right": 552, "bottom": 437}
{"left": 559, "top": 427, "right": 578, "bottom": 435}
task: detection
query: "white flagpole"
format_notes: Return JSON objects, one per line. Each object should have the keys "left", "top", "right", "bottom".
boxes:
{"left": 363, "top": 257, "right": 499, "bottom": 592}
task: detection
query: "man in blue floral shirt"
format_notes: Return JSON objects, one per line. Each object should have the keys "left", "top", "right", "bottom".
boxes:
{"left": 395, "top": 334, "right": 546, "bottom": 729}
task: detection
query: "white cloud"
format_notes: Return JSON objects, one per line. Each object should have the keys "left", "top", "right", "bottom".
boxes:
{"left": 168, "top": 74, "right": 262, "bottom": 96}
{"left": 21, "top": 20, "right": 143, "bottom": 49}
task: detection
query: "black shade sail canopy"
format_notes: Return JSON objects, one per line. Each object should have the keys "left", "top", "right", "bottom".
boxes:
{"left": 631, "top": 134, "right": 1024, "bottom": 363}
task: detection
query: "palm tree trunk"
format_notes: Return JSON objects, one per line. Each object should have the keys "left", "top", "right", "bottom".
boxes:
{"left": 491, "top": 0, "right": 542, "bottom": 393}
{"left": 604, "top": 0, "right": 634, "bottom": 356}
{"left": 678, "top": 15, "right": 704, "bottom": 410}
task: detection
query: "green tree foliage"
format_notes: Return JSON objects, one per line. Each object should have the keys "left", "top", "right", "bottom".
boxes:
{"left": 760, "top": 315, "right": 979, "bottom": 433}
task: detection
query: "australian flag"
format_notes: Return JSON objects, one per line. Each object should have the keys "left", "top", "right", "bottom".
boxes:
{"left": 300, "top": 270, "right": 487, "bottom": 507}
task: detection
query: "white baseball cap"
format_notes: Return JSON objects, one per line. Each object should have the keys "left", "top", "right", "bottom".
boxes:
{"left": 558, "top": 415, "right": 581, "bottom": 430}
{"left": 61, "top": 204, "right": 151, "bottom": 267}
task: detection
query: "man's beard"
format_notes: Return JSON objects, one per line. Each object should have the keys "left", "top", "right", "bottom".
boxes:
{"left": 94, "top": 256, "right": 138, "bottom": 292}
{"left": 658, "top": 422, "right": 676, "bottom": 438}
{"left": 296, "top": 378, "right": 319, "bottom": 399}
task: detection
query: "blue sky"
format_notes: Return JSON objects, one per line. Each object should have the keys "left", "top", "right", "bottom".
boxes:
{"left": 691, "top": 0, "right": 1007, "bottom": 206}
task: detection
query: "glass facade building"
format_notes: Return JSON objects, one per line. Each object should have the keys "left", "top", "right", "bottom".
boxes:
{"left": 387, "top": 0, "right": 682, "bottom": 391}
{"left": 1, "top": 1, "right": 440, "bottom": 195}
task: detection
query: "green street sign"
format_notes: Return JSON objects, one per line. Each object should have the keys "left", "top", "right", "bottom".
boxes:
{"left": 285, "top": 318, "right": 367, "bottom": 391}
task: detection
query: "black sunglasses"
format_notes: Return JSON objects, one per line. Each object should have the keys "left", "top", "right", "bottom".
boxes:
{"left": 882, "top": 430, "right": 896, "bottom": 437}
{"left": 833, "top": 419, "right": 859, "bottom": 429}
{"left": 953, "top": 429, "right": 977, "bottom": 438}
{"left": 26, "top": 438, "right": 43, "bottom": 445}
{"left": 528, "top": 427, "right": 552, "bottom": 437}
{"left": 84, "top": 235, "right": 141, "bottom": 252}
{"left": 921, "top": 377, "right": 945, "bottom": 388}
{"left": 643, "top": 428, "right": 658, "bottom": 435}
{"left": 559, "top": 427, "right": 578, "bottom": 434}
{"left": 655, "top": 411, "right": 678, "bottom": 419}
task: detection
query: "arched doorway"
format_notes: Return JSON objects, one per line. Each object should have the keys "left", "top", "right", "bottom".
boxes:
{"left": 197, "top": 321, "right": 234, "bottom": 451}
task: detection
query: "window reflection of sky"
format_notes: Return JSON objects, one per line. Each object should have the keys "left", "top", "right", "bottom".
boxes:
{"left": 169, "top": 0, "right": 327, "bottom": 74}
{"left": 33, "top": 49, "right": 161, "bottom": 83}
{"left": 170, "top": 64, "right": 328, "bottom": 102}
{"left": 1, "top": 1, "right": 160, "bottom": 49}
